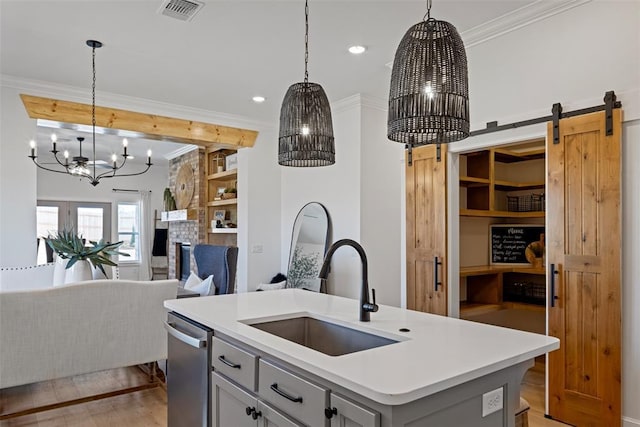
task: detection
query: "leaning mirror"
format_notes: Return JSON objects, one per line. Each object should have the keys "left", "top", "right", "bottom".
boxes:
{"left": 286, "top": 202, "right": 331, "bottom": 292}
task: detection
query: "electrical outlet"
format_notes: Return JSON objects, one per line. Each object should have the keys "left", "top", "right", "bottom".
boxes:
{"left": 251, "top": 244, "right": 263, "bottom": 254}
{"left": 482, "top": 387, "right": 503, "bottom": 417}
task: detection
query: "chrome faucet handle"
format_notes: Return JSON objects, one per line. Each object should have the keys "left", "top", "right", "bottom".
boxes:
{"left": 363, "top": 288, "right": 379, "bottom": 313}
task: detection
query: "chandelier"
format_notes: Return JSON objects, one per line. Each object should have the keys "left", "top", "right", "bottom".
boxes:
{"left": 278, "top": 0, "right": 335, "bottom": 167}
{"left": 28, "top": 40, "right": 152, "bottom": 186}
{"left": 388, "top": 0, "right": 469, "bottom": 146}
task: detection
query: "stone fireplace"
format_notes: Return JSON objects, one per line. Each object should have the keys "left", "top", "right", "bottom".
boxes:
{"left": 167, "top": 148, "right": 206, "bottom": 279}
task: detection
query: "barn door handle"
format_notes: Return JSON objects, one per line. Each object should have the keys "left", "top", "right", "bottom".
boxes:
{"left": 434, "top": 256, "right": 442, "bottom": 291}
{"left": 550, "top": 263, "right": 559, "bottom": 307}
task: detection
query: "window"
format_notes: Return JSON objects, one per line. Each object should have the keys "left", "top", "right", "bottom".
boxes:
{"left": 36, "top": 205, "right": 59, "bottom": 239}
{"left": 117, "top": 202, "right": 140, "bottom": 262}
{"left": 36, "top": 200, "right": 112, "bottom": 264}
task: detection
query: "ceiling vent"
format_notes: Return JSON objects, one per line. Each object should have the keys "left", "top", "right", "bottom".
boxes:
{"left": 158, "top": 0, "right": 204, "bottom": 22}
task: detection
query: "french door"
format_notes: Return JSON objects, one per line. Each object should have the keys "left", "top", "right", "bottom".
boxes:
{"left": 547, "top": 109, "right": 622, "bottom": 426}
{"left": 37, "top": 200, "right": 111, "bottom": 243}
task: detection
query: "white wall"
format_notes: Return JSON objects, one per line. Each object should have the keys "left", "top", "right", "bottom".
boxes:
{"left": 238, "top": 126, "right": 282, "bottom": 292}
{"left": 621, "top": 120, "right": 640, "bottom": 427}
{"left": 0, "top": 86, "right": 38, "bottom": 267}
{"left": 279, "top": 95, "right": 404, "bottom": 307}
{"left": 449, "top": 2, "right": 640, "bottom": 424}
{"left": 360, "top": 101, "right": 404, "bottom": 307}
{"left": 281, "top": 97, "right": 362, "bottom": 301}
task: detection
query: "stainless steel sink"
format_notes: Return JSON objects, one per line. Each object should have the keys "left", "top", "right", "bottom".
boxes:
{"left": 248, "top": 316, "right": 398, "bottom": 356}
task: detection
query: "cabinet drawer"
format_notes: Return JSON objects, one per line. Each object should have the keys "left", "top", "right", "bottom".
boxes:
{"left": 212, "top": 337, "right": 258, "bottom": 391}
{"left": 258, "top": 359, "right": 328, "bottom": 427}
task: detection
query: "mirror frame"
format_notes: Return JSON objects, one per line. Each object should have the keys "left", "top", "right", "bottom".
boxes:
{"left": 286, "top": 202, "right": 331, "bottom": 292}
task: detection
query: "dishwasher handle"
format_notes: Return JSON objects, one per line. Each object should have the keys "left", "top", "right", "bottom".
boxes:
{"left": 164, "top": 321, "right": 207, "bottom": 348}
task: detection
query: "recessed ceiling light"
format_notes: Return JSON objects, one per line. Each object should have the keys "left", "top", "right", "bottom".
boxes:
{"left": 252, "top": 96, "right": 266, "bottom": 103}
{"left": 348, "top": 45, "right": 367, "bottom": 55}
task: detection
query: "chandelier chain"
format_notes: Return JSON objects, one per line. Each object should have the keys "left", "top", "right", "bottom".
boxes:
{"left": 423, "top": 0, "right": 432, "bottom": 21}
{"left": 304, "top": 0, "right": 309, "bottom": 84}
{"left": 91, "top": 44, "right": 97, "bottom": 177}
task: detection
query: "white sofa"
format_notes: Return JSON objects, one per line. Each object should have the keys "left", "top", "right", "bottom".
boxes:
{"left": 0, "top": 277, "right": 178, "bottom": 389}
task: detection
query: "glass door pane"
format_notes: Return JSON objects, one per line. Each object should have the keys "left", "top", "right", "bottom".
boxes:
{"left": 36, "top": 206, "right": 59, "bottom": 238}
{"left": 77, "top": 207, "right": 104, "bottom": 242}
{"left": 36, "top": 200, "right": 67, "bottom": 264}
{"left": 69, "top": 202, "right": 111, "bottom": 243}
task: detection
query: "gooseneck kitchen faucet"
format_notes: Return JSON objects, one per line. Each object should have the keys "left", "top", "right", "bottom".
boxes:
{"left": 318, "top": 239, "right": 379, "bottom": 321}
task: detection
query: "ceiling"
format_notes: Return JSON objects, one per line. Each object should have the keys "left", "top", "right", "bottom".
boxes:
{"left": 34, "top": 124, "right": 186, "bottom": 166}
{"left": 1, "top": 0, "right": 536, "bottom": 127}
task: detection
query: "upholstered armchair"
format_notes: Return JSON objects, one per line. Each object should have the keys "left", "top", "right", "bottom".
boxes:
{"left": 193, "top": 244, "right": 238, "bottom": 295}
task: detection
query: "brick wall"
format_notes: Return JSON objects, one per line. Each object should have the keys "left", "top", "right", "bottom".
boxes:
{"left": 167, "top": 148, "right": 206, "bottom": 279}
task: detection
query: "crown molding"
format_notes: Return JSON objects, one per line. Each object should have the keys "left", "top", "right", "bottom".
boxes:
{"left": 461, "top": 0, "right": 592, "bottom": 48}
{"left": 331, "top": 94, "right": 387, "bottom": 114}
{"left": 164, "top": 144, "right": 199, "bottom": 160}
{"left": 386, "top": 0, "right": 591, "bottom": 68}
{"left": 360, "top": 95, "right": 387, "bottom": 112}
{"left": 1, "top": 74, "right": 275, "bottom": 132}
{"left": 331, "top": 94, "right": 363, "bottom": 114}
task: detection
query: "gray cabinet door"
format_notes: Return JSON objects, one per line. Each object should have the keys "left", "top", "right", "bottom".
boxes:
{"left": 212, "top": 372, "right": 258, "bottom": 427}
{"left": 330, "top": 393, "right": 380, "bottom": 427}
{"left": 258, "top": 400, "right": 304, "bottom": 427}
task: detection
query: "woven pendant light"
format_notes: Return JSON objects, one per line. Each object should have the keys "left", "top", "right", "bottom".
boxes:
{"left": 388, "top": 0, "right": 469, "bottom": 145}
{"left": 279, "top": 0, "right": 335, "bottom": 167}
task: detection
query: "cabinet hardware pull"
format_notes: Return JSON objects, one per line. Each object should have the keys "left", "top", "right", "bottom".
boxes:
{"left": 434, "top": 256, "right": 442, "bottom": 291}
{"left": 325, "top": 407, "right": 338, "bottom": 419}
{"left": 218, "top": 355, "right": 241, "bottom": 369}
{"left": 163, "top": 322, "right": 206, "bottom": 348}
{"left": 550, "top": 264, "right": 559, "bottom": 307}
{"left": 270, "top": 383, "right": 303, "bottom": 403}
{"left": 245, "top": 406, "right": 254, "bottom": 416}
{"left": 252, "top": 410, "right": 262, "bottom": 420}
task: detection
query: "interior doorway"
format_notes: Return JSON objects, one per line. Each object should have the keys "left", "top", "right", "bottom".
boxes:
{"left": 446, "top": 128, "right": 550, "bottom": 420}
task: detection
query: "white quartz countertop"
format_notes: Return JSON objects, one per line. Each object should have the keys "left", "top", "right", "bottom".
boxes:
{"left": 165, "top": 289, "right": 558, "bottom": 405}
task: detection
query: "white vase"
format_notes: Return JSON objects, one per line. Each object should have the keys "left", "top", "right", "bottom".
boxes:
{"left": 52, "top": 254, "right": 67, "bottom": 286}
{"left": 64, "top": 260, "right": 93, "bottom": 284}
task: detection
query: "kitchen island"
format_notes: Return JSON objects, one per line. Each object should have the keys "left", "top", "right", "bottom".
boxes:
{"left": 165, "top": 289, "right": 558, "bottom": 427}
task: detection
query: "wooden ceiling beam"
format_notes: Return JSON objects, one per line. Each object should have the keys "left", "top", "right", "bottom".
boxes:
{"left": 20, "top": 94, "right": 258, "bottom": 149}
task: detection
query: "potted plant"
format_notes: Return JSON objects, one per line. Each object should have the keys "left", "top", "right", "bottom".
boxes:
{"left": 221, "top": 187, "right": 237, "bottom": 200}
{"left": 47, "top": 228, "right": 129, "bottom": 283}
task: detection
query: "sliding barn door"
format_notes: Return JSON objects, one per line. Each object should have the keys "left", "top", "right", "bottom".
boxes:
{"left": 406, "top": 145, "right": 447, "bottom": 315}
{"left": 547, "top": 110, "right": 621, "bottom": 426}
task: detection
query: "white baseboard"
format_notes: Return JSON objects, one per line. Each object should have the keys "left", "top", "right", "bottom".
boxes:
{"left": 624, "top": 416, "right": 640, "bottom": 427}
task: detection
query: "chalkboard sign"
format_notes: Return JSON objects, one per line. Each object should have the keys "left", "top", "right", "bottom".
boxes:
{"left": 490, "top": 224, "right": 545, "bottom": 265}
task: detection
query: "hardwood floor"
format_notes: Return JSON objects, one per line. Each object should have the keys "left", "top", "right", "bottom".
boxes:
{"left": 0, "top": 367, "right": 166, "bottom": 427}
{"left": 521, "top": 359, "right": 568, "bottom": 427}
{"left": 1, "top": 363, "right": 567, "bottom": 426}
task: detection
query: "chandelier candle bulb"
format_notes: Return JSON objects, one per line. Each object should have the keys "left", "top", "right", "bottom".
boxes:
{"left": 29, "top": 140, "right": 35, "bottom": 157}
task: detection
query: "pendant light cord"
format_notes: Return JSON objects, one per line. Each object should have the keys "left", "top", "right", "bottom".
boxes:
{"left": 423, "top": 0, "right": 432, "bottom": 20}
{"left": 91, "top": 44, "right": 97, "bottom": 177}
{"left": 304, "top": 0, "right": 309, "bottom": 84}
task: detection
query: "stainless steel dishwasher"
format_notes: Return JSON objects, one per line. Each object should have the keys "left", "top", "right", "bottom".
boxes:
{"left": 165, "top": 312, "right": 212, "bottom": 427}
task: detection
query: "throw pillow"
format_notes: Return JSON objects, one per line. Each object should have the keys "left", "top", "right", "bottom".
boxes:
{"left": 256, "top": 280, "right": 287, "bottom": 291}
{"left": 184, "top": 271, "right": 216, "bottom": 296}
